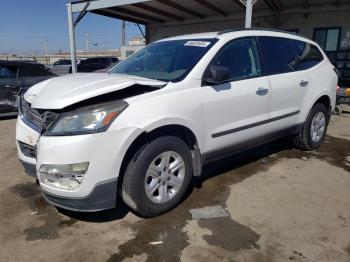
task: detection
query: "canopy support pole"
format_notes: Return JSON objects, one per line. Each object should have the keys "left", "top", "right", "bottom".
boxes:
{"left": 67, "top": 2, "right": 77, "bottom": 74}
{"left": 245, "top": 0, "right": 253, "bottom": 28}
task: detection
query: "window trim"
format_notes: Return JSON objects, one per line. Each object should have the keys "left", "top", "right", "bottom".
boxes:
{"left": 313, "top": 26, "right": 342, "bottom": 52}
{"left": 201, "top": 36, "right": 266, "bottom": 86}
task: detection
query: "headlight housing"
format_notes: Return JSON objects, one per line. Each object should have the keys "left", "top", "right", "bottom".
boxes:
{"left": 45, "top": 100, "right": 128, "bottom": 136}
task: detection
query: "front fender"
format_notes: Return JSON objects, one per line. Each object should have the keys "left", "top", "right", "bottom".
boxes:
{"left": 141, "top": 117, "right": 203, "bottom": 152}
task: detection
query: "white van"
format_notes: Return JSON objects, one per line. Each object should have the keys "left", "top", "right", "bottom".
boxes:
{"left": 16, "top": 29, "right": 337, "bottom": 217}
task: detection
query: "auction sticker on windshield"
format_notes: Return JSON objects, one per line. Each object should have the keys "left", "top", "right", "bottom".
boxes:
{"left": 184, "top": 41, "right": 211, "bottom": 47}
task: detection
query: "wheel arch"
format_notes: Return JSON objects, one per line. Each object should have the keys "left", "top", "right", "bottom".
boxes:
{"left": 299, "top": 93, "right": 332, "bottom": 123}
{"left": 117, "top": 124, "right": 203, "bottom": 196}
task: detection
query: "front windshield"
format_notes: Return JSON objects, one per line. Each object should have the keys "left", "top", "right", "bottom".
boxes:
{"left": 111, "top": 39, "right": 217, "bottom": 82}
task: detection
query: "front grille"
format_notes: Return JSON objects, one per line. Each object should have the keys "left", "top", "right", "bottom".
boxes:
{"left": 20, "top": 97, "right": 43, "bottom": 130}
{"left": 18, "top": 141, "right": 36, "bottom": 158}
{"left": 20, "top": 96, "right": 59, "bottom": 132}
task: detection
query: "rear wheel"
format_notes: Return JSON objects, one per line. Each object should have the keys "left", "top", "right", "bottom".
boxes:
{"left": 294, "top": 103, "right": 329, "bottom": 150}
{"left": 121, "top": 136, "right": 193, "bottom": 217}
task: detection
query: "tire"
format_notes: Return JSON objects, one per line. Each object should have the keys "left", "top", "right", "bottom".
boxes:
{"left": 294, "top": 103, "right": 329, "bottom": 150}
{"left": 121, "top": 136, "right": 193, "bottom": 217}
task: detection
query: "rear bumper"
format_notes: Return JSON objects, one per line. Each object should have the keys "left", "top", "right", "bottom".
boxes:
{"left": 42, "top": 179, "right": 118, "bottom": 212}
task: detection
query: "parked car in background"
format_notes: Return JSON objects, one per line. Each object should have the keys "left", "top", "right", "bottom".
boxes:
{"left": 76, "top": 57, "right": 119, "bottom": 72}
{"left": 94, "top": 60, "right": 121, "bottom": 73}
{"left": 16, "top": 29, "right": 337, "bottom": 217}
{"left": 16, "top": 60, "right": 52, "bottom": 72}
{"left": 51, "top": 59, "right": 72, "bottom": 75}
{"left": 0, "top": 60, "right": 55, "bottom": 116}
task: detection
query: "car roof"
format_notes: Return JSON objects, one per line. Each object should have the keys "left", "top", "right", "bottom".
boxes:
{"left": 158, "top": 28, "right": 313, "bottom": 44}
{"left": 158, "top": 32, "right": 218, "bottom": 41}
{"left": 0, "top": 60, "right": 42, "bottom": 68}
{"left": 84, "top": 56, "right": 117, "bottom": 59}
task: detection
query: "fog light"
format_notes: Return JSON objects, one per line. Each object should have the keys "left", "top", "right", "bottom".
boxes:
{"left": 39, "top": 162, "right": 89, "bottom": 190}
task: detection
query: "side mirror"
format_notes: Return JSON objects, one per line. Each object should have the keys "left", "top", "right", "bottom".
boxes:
{"left": 204, "top": 65, "right": 231, "bottom": 85}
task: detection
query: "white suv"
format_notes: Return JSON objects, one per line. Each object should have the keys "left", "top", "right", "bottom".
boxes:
{"left": 16, "top": 29, "right": 337, "bottom": 217}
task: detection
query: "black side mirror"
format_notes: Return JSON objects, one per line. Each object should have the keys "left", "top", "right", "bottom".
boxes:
{"left": 205, "top": 65, "right": 231, "bottom": 85}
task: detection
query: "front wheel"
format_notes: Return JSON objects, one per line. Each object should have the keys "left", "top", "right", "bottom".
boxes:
{"left": 121, "top": 136, "right": 193, "bottom": 217}
{"left": 294, "top": 103, "right": 329, "bottom": 150}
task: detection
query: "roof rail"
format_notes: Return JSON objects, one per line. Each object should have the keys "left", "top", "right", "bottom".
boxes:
{"left": 217, "top": 27, "right": 300, "bottom": 36}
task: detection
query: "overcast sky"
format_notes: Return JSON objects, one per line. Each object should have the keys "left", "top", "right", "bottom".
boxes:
{"left": 0, "top": 0, "right": 143, "bottom": 55}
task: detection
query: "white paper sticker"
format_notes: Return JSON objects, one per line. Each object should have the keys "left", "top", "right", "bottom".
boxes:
{"left": 184, "top": 41, "right": 211, "bottom": 47}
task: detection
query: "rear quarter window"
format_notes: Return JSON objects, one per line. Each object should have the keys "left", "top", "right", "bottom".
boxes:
{"left": 292, "top": 40, "right": 324, "bottom": 70}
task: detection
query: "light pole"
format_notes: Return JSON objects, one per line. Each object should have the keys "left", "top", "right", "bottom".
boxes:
{"left": 121, "top": 20, "right": 126, "bottom": 46}
{"left": 43, "top": 39, "right": 48, "bottom": 65}
{"left": 84, "top": 32, "right": 89, "bottom": 51}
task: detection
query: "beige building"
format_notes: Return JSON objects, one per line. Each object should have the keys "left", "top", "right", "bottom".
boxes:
{"left": 120, "top": 36, "right": 145, "bottom": 59}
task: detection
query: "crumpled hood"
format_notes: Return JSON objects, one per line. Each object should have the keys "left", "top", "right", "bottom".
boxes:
{"left": 24, "top": 73, "right": 167, "bottom": 109}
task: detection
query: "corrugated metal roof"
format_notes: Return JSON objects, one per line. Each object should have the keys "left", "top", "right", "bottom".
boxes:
{"left": 70, "top": 0, "right": 348, "bottom": 25}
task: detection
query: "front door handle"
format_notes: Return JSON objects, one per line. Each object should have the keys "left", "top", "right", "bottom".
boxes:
{"left": 299, "top": 80, "right": 309, "bottom": 87}
{"left": 256, "top": 87, "right": 269, "bottom": 96}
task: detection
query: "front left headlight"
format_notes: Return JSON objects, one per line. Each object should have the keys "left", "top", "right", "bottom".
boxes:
{"left": 46, "top": 100, "right": 128, "bottom": 136}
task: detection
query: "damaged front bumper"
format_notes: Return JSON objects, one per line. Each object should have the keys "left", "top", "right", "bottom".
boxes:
{"left": 42, "top": 178, "right": 118, "bottom": 212}
{"left": 20, "top": 160, "right": 37, "bottom": 177}
{"left": 16, "top": 114, "right": 142, "bottom": 212}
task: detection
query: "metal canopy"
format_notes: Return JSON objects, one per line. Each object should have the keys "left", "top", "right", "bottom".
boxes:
{"left": 69, "top": 0, "right": 344, "bottom": 26}
{"left": 69, "top": 0, "right": 258, "bottom": 25}
{"left": 67, "top": 0, "right": 348, "bottom": 73}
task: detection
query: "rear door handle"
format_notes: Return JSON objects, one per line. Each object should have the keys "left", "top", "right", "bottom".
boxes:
{"left": 256, "top": 87, "right": 269, "bottom": 96}
{"left": 299, "top": 80, "right": 309, "bottom": 87}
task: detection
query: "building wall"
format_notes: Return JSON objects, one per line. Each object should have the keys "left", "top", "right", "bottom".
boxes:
{"left": 120, "top": 45, "right": 144, "bottom": 60}
{"left": 148, "top": 8, "right": 350, "bottom": 50}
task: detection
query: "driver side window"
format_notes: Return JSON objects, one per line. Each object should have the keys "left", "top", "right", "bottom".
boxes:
{"left": 212, "top": 38, "right": 262, "bottom": 81}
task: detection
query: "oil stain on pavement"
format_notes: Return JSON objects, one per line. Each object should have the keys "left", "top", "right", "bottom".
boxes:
{"left": 10, "top": 182, "right": 77, "bottom": 241}
{"left": 107, "top": 135, "right": 350, "bottom": 261}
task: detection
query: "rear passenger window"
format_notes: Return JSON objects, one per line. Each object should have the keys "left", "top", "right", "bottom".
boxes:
{"left": 259, "top": 36, "right": 297, "bottom": 75}
{"left": 211, "top": 38, "right": 262, "bottom": 81}
{"left": 292, "top": 40, "right": 324, "bottom": 70}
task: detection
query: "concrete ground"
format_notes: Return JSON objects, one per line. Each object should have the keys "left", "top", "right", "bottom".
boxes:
{"left": 0, "top": 110, "right": 349, "bottom": 262}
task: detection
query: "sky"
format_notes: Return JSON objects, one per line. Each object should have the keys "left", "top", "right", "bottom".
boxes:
{"left": 0, "top": 0, "right": 143, "bottom": 55}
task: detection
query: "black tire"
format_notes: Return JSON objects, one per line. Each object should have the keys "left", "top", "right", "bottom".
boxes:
{"left": 121, "top": 136, "right": 193, "bottom": 217}
{"left": 294, "top": 103, "right": 329, "bottom": 150}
